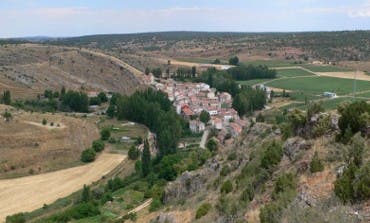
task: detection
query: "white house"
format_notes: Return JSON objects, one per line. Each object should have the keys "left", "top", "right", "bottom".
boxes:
{"left": 189, "top": 120, "right": 205, "bottom": 133}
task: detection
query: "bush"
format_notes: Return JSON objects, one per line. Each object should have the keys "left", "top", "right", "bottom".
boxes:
{"left": 240, "top": 183, "right": 254, "bottom": 202}
{"left": 220, "top": 180, "right": 233, "bottom": 194}
{"left": 196, "top": 203, "right": 212, "bottom": 219}
{"left": 80, "top": 149, "right": 96, "bottom": 163}
{"left": 128, "top": 146, "right": 139, "bottom": 160}
{"left": 51, "top": 202, "right": 100, "bottom": 222}
{"left": 260, "top": 141, "right": 283, "bottom": 169}
{"left": 149, "top": 198, "right": 161, "bottom": 212}
{"left": 42, "top": 118, "right": 47, "bottom": 125}
{"left": 260, "top": 202, "right": 282, "bottom": 223}
{"left": 206, "top": 139, "right": 218, "bottom": 152}
{"left": 220, "top": 165, "right": 231, "bottom": 176}
{"left": 100, "top": 128, "right": 111, "bottom": 140}
{"left": 273, "top": 173, "right": 296, "bottom": 199}
{"left": 310, "top": 152, "right": 324, "bottom": 173}
{"left": 6, "top": 213, "right": 26, "bottom": 223}
{"left": 92, "top": 140, "right": 105, "bottom": 152}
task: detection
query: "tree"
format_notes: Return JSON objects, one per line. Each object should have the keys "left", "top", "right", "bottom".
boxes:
{"left": 141, "top": 140, "right": 151, "bottom": 177}
{"left": 100, "top": 128, "right": 111, "bottom": 140}
{"left": 2, "top": 90, "right": 11, "bottom": 105}
{"left": 81, "top": 185, "right": 90, "bottom": 202}
{"left": 229, "top": 56, "right": 239, "bottom": 66}
{"left": 310, "top": 151, "right": 324, "bottom": 173}
{"left": 128, "top": 146, "right": 139, "bottom": 160}
{"left": 152, "top": 68, "right": 162, "bottom": 78}
{"left": 191, "top": 66, "right": 196, "bottom": 77}
{"left": 60, "top": 86, "right": 66, "bottom": 99}
{"left": 2, "top": 110, "right": 12, "bottom": 122}
{"left": 221, "top": 180, "right": 233, "bottom": 193}
{"left": 80, "top": 149, "right": 96, "bottom": 163}
{"left": 206, "top": 139, "right": 218, "bottom": 152}
{"left": 145, "top": 67, "right": 150, "bottom": 75}
{"left": 199, "top": 110, "right": 210, "bottom": 124}
{"left": 213, "top": 58, "right": 221, "bottom": 64}
{"left": 106, "top": 104, "right": 115, "bottom": 118}
{"left": 92, "top": 140, "right": 105, "bottom": 152}
{"left": 97, "top": 92, "right": 108, "bottom": 103}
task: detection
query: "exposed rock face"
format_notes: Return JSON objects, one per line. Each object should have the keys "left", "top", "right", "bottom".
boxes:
{"left": 150, "top": 213, "right": 177, "bottom": 223}
{"left": 284, "top": 137, "right": 312, "bottom": 161}
{"left": 163, "top": 168, "right": 213, "bottom": 204}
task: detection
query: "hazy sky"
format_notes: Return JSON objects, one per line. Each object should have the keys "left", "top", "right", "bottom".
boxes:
{"left": 1, "top": 0, "right": 370, "bottom": 38}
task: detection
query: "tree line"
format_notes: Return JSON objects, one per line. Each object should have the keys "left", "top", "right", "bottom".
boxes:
{"left": 197, "top": 68, "right": 267, "bottom": 116}
{"left": 108, "top": 88, "right": 185, "bottom": 156}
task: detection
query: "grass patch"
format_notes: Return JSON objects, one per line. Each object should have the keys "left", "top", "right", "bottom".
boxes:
{"left": 277, "top": 68, "right": 314, "bottom": 77}
{"left": 237, "top": 79, "right": 272, "bottom": 86}
{"left": 241, "top": 60, "right": 301, "bottom": 67}
{"left": 267, "top": 76, "right": 370, "bottom": 96}
{"left": 302, "top": 64, "right": 352, "bottom": 72}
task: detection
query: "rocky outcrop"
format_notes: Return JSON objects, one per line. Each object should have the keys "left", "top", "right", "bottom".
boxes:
{"left": 163, "top": 168, "right": 213, "bottom": 204}
{"left": 284, "top": 137, "right": 312, "bottom": 161}
{"left": 150, "top": 213, "right": 177, "bottom": 223}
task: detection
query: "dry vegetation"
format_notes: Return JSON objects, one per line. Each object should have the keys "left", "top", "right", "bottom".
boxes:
{"left": 0, "top": 44, "right": 143, "bottom": 99}
{"left": 0, "top": 104, "right": 99, "bottom": 179}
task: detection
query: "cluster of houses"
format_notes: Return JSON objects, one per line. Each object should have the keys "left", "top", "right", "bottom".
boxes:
{"left": 154, "top": 79, "right": 248, "bottom": 139}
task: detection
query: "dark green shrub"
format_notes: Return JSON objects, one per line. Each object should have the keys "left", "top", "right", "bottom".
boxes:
{"left": 260, "top": 141, "right": 283, "bottom": 169}
{"left": 128, "top": 146, "right": 139, "bottom": 160}
{"left": 260, "top": 202, "right": 282, "bottom": 223}
{"left": 221, "top": 180, "right": 233, "bottom": 194}
{"left": 149, "top": 199, "right": 161, "bottom": 212}
{"left": 6, "top": 213, "right": 26, "bottom": 223}
{"left": 240, "top": 183, "right": 254, "bottom": 202}
{"left": 100, "top": 128, "right": 111, "bottom": 140}
{"left": 310, "top": 152, "right": 324, "bottom": 173}
{"left": 227, "top": 152, "right": 237, "bottom": 161}
{"left": 80, "top": 149, "right": 96, "bottom": 163}
{"left": 273, "top": 173, "right": 296, "bottom": 199}
{"left": 206, "top": 139, "right": 218, "bottom": 152}
{"left": 42, "top": 118, "right": 47, "bottom": 125}
{"left": 92, "top": 140, "right": 105, "bottom": 152}
{"left": 220, "top": 166, "right": 231, "bottom": 176}
{"left": 196, "top": 203, "right": 212, "bottom": 219}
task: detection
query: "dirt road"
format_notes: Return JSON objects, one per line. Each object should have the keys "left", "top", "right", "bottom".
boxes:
{"left": 0, "top": 153, "right": 126, "bottom": 222}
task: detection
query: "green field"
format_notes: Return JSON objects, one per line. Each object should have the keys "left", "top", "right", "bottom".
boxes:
{"left": 237, "top": 79, "right": 271, "bottom": 86}
{"left": 267, "top": 76, "right": 370, "bottom": 96}
{"left": 301, "top": 64, "right": 352, "bottom": 72}
{"left": 277, "top": 68, "right": 314, "bottom": 77}
{"left": 355, "top": 91, "right": 370, "bottom": 99}
{"left": 242, "top": 60, "right": 299, "bottom": 67}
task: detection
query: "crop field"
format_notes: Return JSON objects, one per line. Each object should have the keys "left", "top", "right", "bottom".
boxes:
{"left": 277, "top": 68, "right": 315, "bottom": 77}
{"left": 301, "top": 64, "right": 352, "bottom": 72}
{"left": 266, "top": 76, "right": 370, "bottom": 96}
{"left": 237, "top": 79, "right": 271, "bottom": 86}
{"left": 242, "top": 60, "right": 299, "bottom": 67}
{"left": 176, "top": 57, "right": 227, "bottom": 64}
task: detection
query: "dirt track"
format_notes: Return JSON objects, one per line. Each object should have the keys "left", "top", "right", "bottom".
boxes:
{"left": 0, "top": 153, "right": 126, "bottom": 222}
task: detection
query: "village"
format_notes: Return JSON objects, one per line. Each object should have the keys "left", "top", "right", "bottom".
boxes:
{"left": 148, "top": 76, "right": 248, "bottom": 143}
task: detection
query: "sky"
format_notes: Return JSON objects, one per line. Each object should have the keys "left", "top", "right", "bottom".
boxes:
{"left": 0, "top": 0, "right": 370, "bottom": 38}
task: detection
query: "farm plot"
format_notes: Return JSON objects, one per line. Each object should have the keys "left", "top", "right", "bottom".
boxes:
{"left": 301, "top": 64, "right": 352, "bottom": 72}
{"left": 277, "top": 68, "right": 315, "bottom": 77}
{"left": 0, "top": 153, "right": 126, "bottom": 222}
{"left": 266, "top": 76, "right": 370, "bottom": 97}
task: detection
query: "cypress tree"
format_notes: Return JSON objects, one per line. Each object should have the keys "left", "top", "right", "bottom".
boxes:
{"left": 141, "top": 139, "right": 151, "bottom": 177}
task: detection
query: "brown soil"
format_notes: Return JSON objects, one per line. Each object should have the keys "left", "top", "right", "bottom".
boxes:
{"left": 0, "top": 105, "right": 99, "bottom": 179}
